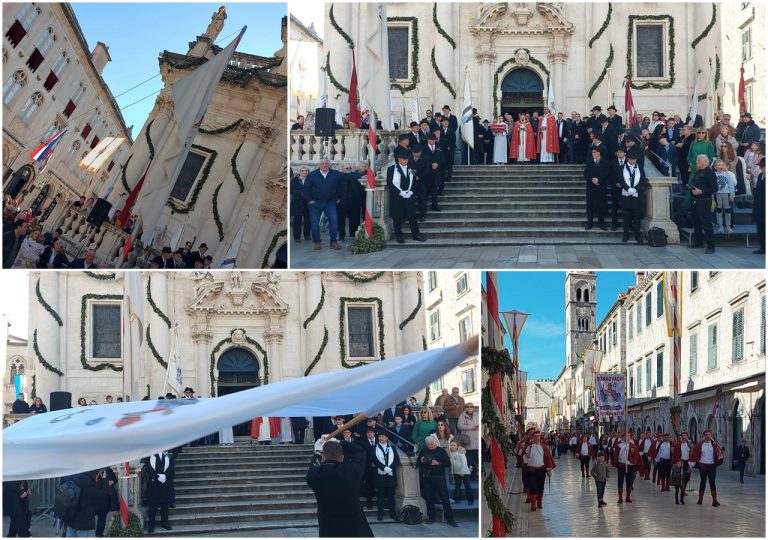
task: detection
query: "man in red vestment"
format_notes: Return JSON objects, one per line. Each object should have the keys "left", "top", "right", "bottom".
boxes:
{"left": 510, "top": 117, "right": 536, "bottom": 162}
{"left": 537, "top": 107, "right": 560, "bottom": 163}
{"left": 689, "top": 429, "right": 725, "bottom": 506}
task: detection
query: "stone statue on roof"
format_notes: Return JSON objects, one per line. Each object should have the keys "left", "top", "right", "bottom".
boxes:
{"left": 203, "top": 6, "right": 227, "bottom": 41}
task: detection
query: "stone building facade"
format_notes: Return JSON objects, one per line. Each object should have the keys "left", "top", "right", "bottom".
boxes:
{"left": 18, "top": 271, "right": 431, "bottom": 412}
{"left": 3, "top": 2, "right": 132, "bottom": 223}
{"left": 322, "top": 2, "right": 725, "bottom": 122}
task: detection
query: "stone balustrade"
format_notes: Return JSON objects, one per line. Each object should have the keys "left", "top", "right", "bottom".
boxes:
{"left": 290, "top": 129, "right": 407, "bottom": 166}
{"left": 642, "top": 162, "right": 680, "bottom": 244}
{"left": 57, "top": 206, "right": 132, "bottom": 264}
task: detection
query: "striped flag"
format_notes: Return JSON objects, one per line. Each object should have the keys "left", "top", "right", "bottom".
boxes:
{"left": 737, "top": 66, "right": 747, "bottom": 115}
{"left": 663, "top": 272, "right": 682, "bottom": 402}
{"left": 30, "top": 129, "right": 67, "bottom": 174}
{"left": 624, "top": 79, "right": 636, "bottom": 127}
{"left": 348, "top": 51, "right": 361, "bottom": 127}
{"left": 364, "top": 119, "right": 377, "bottom": 237}
{"left": 461, "top": 68, "right": 474, "bottom": 149}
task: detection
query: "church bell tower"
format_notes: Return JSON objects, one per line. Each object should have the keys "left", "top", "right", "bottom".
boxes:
{"left": 565, "top": 271, "right": 596, "bottom": 370}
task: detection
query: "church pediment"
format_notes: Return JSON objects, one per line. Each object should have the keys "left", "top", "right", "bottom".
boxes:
{"left": 186, "top": 271, "right": 289, "bottom": 315}
{"left": 472, "top": 2, "right": 574, "bottom": 35}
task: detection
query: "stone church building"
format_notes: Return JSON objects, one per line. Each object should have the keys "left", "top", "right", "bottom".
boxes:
{"left": 19, "top": 271, "right": 427, "bottom": 415}
{"left": 323, "top": 2, "right": 725, "bottom": 122}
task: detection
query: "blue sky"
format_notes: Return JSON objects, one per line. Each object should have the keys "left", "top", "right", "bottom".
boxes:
{"left": 483, "top": 272, "right": 636, "bottom": 380}
{"left": 72, "top": 3, "right": 286, "bottom": 134}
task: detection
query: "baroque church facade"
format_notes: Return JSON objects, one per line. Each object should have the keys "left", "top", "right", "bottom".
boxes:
{"left": 19, "top": 271, "right": 428, "bottom": 410}
{"left": 323, "top": 2, "right": 724, "bottom": 122}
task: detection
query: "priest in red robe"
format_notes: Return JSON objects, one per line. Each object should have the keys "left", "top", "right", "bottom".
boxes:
{"left": 510, "top": 117, "right": 536, "bottom": 162}
{"left": 537, "top": 107, "right": 560, "bottom": 163}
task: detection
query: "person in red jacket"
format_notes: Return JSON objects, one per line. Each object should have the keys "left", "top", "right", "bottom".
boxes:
{"left": 647, "top": 432, "right": 661, "bottom": 484}
{"left": 652, "top": 433, "right": 673, "bottom": 492}
{"left": 638, "top": 430, "right": 653, "bottom": 479}
{"left": 612, "top": 432, "right": 641, "bottom": 504}
{"left": 689, "top": 429, "right": 725, "bottom": 506}
{"left": 672, "top": 431, "right": 693, "bottom": 502}
{"left": 524, "top": 430, "right": 556, "bottom": 511}
{"left": 576, "top": 434, "right": 593, "bottom": 478}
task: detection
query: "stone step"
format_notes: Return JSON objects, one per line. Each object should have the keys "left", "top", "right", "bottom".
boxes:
{"left": 390, "top": 234, "right": 626, "bottom": 247}
{"left": 437, "top": 200, "right": 586, "bottom": 210}
{"left": 174, "top": 480, "right": 309, "bottom": 495}
{"left": 417, "top": 220, "right": 625, "bottom": 232}
{"left": 439, "top": 192, "right": 585, "bottom": 201}
{"left": 445, "top": 185, "right": 587, "bottom": 193}
{"left": 446, "top": 180, "right": 583, "bottom": 187}
{"left": 159, "top": 506, "right": 402, "bottom": 527}
{"left": 175, "top": 465, "right": 304, "bottom": 478}
{"left": 175, "top": 455, "right": 310, "bottom": 464}
{"left": 453, "top": 165, "right": 584, "bottom": 171}
{"left": 170, "top": 497, "right": 318, "bottom": 515}
{"left": 148, "top": 518, "right": 321, "bottom": 537}
{"left": 420, "top": 212, "right": 623, "bottom": 223}
{"left": 177, "top": 446, "right": 312, "bottom": 456}
{"left": 174, "top": 486, "right": 313, "bottom": 503}
{"left": 175, "top": 460, "right": 310, "bottom": 472}
{"left": 173, "top": 473, "right": 307, "bottom": 486}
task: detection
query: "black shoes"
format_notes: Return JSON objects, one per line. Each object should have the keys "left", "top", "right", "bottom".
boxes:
{"left": 395, "top": 234, "right": 405, "bottom": 244}
{"left": 431, "top": 206, "right": 442, "bottom": 212}
{"left": 622, "top": 234, "right": 630, "bottom": 243}
{"left": 598, "top": 223, "right": 608, "bottom": 231}
{"left": 635, "top": 234, "right": 644, "bottom": 245}
{"left": 447, "top": 520, "right": 459, "bottom": 528}
{"left": 705, "top": 247, "right": 715, "bottom": 254}
{"left": 754, "top": 249, "right": 765, "bottom": 254}
{"left": 585, "top": 223, "right": 593, "bottom": 230}
{"left": 413, "top": 234, "right": 427, "bottom": 242}
{"left": 160, "top": 523, "right": 172, "bottom": 531}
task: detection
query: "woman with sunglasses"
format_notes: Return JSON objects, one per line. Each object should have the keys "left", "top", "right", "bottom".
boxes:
{"left": 412, "top": 407, "right": 437, "bottom": 452}
{"left": 687, "top": 128, "right": 715, "bottom": 178}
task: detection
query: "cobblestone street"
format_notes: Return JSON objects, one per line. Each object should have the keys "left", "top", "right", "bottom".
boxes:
{"left": 483, "top": 450, "right": 765, "bottom": 537}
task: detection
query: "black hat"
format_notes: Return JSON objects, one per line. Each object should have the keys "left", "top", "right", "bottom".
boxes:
{"left": 151, "top": 256, "right": 163, "bottom": 266}
{"left": 394, "top": 147, "right": 411, "bottom": 160}
{"left": 199, "top": 243, "right": 208, "bottom": 249}
{"left": 591, "top": 146, "right": 603, "bottom": 154}
{"left": 376, "top": 428, "right": 389, "bottom": 437}
{"left": 162, "top": 246, "right": 172, "bottom": 254}
{"left": 759, "top": 157, "right": 765, "bottom": 168}
{"left": 175, "top": 248, "right": 184, "bottom": 255}
{"left": 627, "top": 148, "right": 642, "bottom": 160}
{"left": 591, "top": 105, "right": 602, "bottom": 112}
{"left": 365, "top": 425, "right": 376, "bottom": 433}
{"left": 442, "top": 105, "right": 451, "bottom": 111}
{"left": 165, "top": 392, "right": 176, "bottom": 399}
{"left": 426, "top": 132, "right": 437, "bottom": 140}
{"left": 434, "top": 112, "right": 443, "bottom": 118}
{"left": 412, "top": 145, "right": 424, "bottom": 154}
{"left": 409, "top": 121, "right": 419, "bottom": 128}
{"left": 607, "top": 105, "right": 617, "bottom": 112}
{"left": 743, "top": 112, "right": 752, "bottom": 119}
{"left": 398, "top": 133, "right": 410, "bottom": 142}
{"left": 625, "top": 135, "right": 638, "bottom": 144}
{"left": 616, "top": 146, "right": 627, "bottom": 154}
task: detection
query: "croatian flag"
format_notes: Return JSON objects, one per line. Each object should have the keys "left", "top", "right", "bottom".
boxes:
{"left": 30, "top": 130, "right": 67, "bottom": 172}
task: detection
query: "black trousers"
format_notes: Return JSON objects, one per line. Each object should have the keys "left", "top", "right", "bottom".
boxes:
{"left": 527, "top": 467, "right": 546, "bottom": 496}
{"left": 466, "top": 449, "right": 479, "bottom": 478}
{"left": 337, "top": 202, "right": 361, "bottom": 240}
{"left": 148, "top": 503, "right": 169, "bottom": 526}
{"left": 362, "top": 466, "right": 376, "bottom": 502}
{"left": 393, "top": 216, "right": 419, "bottom": 238}
{"left": 6, "top": 513, "right": 30, "bottom": 537}
{"left": 611, "top": 186, "right": 622, "bottom": 226}
{"left": 377, "top": 484, "right": 396, "bottom": 513}
{"left": 453, "top": 474, "right": 473, "bottom": 502}
{"left": 292, "top": 427, "right": 305, "bottom": 444}
{"left": 698, "top": 463, "right": 717, "bottom": 491}
{"left": 415, "top": 184, "right": 428, "bottom": 217}
{"left": 95, "top": 511, "right": 108, "bottom": 537}
{"left": 521, "top": 466, "right": 529, "bottom": 490}
{"left": 622, "top": 200, "right": 642, "bottom": 236}
{"left": 579, "top": 456, "right": 591, "bottom": 475}
{"left": 658, "top": 459, "right": 671, "bottom": 479}
{"left": 691, "top": 198, "right": 715, "bottom": 248}
{"left": 756, "top": 219, "right": 765, "bottom": 251}
{"left": 617, "top": 464, "right": 636, "bottom": 491}
{"left": 422, "top": 475, "right": 454, "bottom": 521}
{"left": 291, "top": 200, "right": 311, "bottom": 240}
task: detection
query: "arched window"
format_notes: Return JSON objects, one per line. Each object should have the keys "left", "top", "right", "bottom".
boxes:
{"left": 18, "top": 91, "right": 43, "bottom": 123}
{"left": 40, "top": 119, "right": 62, "bottom": 143}
{"left": 3, "top": 70, "right": 27, "bottom": 106}
{"left": 6, "top": 4, "right": 41, "bottom": 48}
{"left": 44, "top": 51, "right": 68, "bottom": 91}
{"left": 584, "top": 289, "right": 590, "bottom": 302}
{"left": 26, "top": 26, "right": 54, "bottom": 72}
{"left": 63, "top": 83, "right": 85, "bottom": 118}
{"left": 576, "top": 289, "right": 582, "bottom": 302}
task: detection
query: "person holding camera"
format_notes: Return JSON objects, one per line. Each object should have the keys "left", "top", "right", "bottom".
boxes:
{"left": 688, "top": 154, "right": 718, "bottom": 253}
{"left": 417, "top": 434, "right": 458, "bottom": 527}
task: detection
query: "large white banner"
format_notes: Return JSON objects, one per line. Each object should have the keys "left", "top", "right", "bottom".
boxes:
{"left": 4, "top": 342, "right": 473, "bottom": 480}
{"left": 596, "top": 373, "right": 626, "bottom": 421}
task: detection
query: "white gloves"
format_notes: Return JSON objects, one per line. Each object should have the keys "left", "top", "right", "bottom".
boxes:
{"left": 626, "top": 188, "right": 637, "bottom": 196}
{"left": 314, "top": 437, "right": 327, "bottom": 454}
{"left": 399, "top": 190, "right": 413, "bottom": 199}
{"left": 157, "top": 474, "right": 167, "bottom": 484}
{"left": 384, "top": 466, "right": 393, "bottom": 475}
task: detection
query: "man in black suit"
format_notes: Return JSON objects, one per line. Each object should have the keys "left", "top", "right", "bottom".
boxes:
{"left": 69, "top": 249, "right": 100, "bottom": 269}
{"left": 291, "top": 115, "right": 305, "bottom": 130}
{"left": 42, "top": 227, "right": 62, "bottom": 247}
{"left": 623, "top": 136, "right": 645, "bottom": 171}
{"left": 609, "top": 146, "right": 629, "bottom": 232}
{"left": 606, "top": 105, "right": 623, "bottom": 131}
{"left": 424, "top": 133, "right": 444, "bottom": 209}
{"left": 407, "top": 121, "right": 424, "bottom": 148}
{"left": 290, "top": 166, "right": 311, "bottom": 242}
{"left": 356, "top": 425, "right": 379, "bottom": 510}
{"left": 440, "top": 117, "right": 456, "bottom": 181}
{"left": 676, "top": 125, "right": 695, "bottom": 185}
{"left": 291, "top": 417, "right": 308, "bottom": 444}
{"left": 391, "top": 415, "right": 413, "bottom": 454}
{"left": 183, "top": 243, "right": 208, "bottom": 267}
{"left": 442, "top": 105, "right": 458, "bottom": 132}
{"left": 156, "top": 246, "right": 175, "bottom": 269}
{"left": 587, "top": 106, "right": 607, "bottom": 136}
{"left": 337, "top": 163, "right": 366, "bottom": 242}
{"left": 584, "top": 147, "right": 612, "bottom": 230}
{"left": 2, "top": 219, "right": 27, "bottom": 268}
{"left": 570, "top": 112, "right": 588, "bottom": 164}
{"left": 429, "top": 112, "right": 442, "bottom": 133}
{"left": 599, "top": 117, "right": 618, "bottom": 160}
{"left": 557, "top": 112, "right": 569, "bottom": 164}
{"left": 481, "top": 119, "right": 494, "bottom": 165}
{"left": 618, "top": 151, "right": 648, "bottom": 244}
{"left": 410, "top": 146, "right": 432, "bottom": 221}
{"left": 307, "top": 439, "right": 373, "bottom": 537}
{"left": 37, "top": 240, "right": 69, "bottom": 268}
{"left": 419, "top": 120, "right": 431, "bottom": 143}
{"left": 386, "top": 148, "right": 426, "bottom": 244}
{"left": 688, "top": 154, "right": 718, "bottom": 254}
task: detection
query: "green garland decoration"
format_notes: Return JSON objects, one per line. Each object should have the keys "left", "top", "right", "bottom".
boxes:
{"left": 168, "top": 144, "right": 217, "bottom": 214}
{"left": 493, "top": 49, "right": 550, "bottom": 113}
{"left": 304, "top": 326, "right": 329, "bottom": 376}
{"left": 329, "top": 4, "right": 354, "bottom": 49}
{"left": 588, "top": 2, "right": 613, "bottom": 48}
{"left": 399, "top": 288, "right": 422, "bottom": 330}
{"left": 482, "top": 346, "right": 516, "bottom": 377}
{"left": 231, "top": 142, "right": 245, "bottom": 193}
{"left": 209, "top": 329, "right": 269, "bottom": 396}
{"left": 483, "top": 477, "right": 515, "bottom": 536}
{"left": 146, "top": 276, "right": 171, "bottom": 328}
{"left": 339, "top": 297, "right": 385, "bottom": 368}
{"left": 120, "top": 154, "right": 133, "bottom": 193}
{"left": 260, "top": 230, "right": 287, "bottom": 268}
{"left": 303, "top": 281, "right": 325, "bottom": 329}
{"left": 107, "top": 511, "right": 143, "bottom": 538}
{"left": 588, "top": 44, "right": 615, "bottom": 99}
{"left": 84, "top": 271, "right": 116, "bottom": 280}
{"left": 626, "top": 15, "right": 675, "bottom": 90}
{"left": 432, "top": 3, "right": 456, "bottom": 49}
{"left": 340, "top": 271, "right": 385, "bottom": 284}
{"left": 32, "top": 329, "right": 64, "bottom": 376}
{"left": 325, "top": 52, "right": 349, "bottom": 95}
{"left": 145, "top": 119, "right": 155, "bottom": 161}
{"left": 212, "top": 183, "right": 224, "bottom": 241}
{"left": 35, "top": 278, "right": 63, "bottom": 326}
{"left": 431, "top": 47, "right": 456, "bottom": 99}
{"left": 351, "top": 224, "right": 386, "bottom": 254}
{"left": 388, "top": 17, "right": 420, "bottom": 93}
{"left": 252, "top": 70, "right": 287, "bottom": 89}
{"left": 199, "top": 118, "right": 244, "bottom": 136}
{"left": 80, "top": 294, "right": 123, "bottom": 372}
{"left": 31, "top": 374, "right": 36, "bottom": 399}
{"left": 691, "top": 4, "right": 716, "bottom": 49}
{"left": 481, "top": 382, "right": 515, "bottom": 536}
{"left": 145, "top": 324, "right": 168, "bottom": 369}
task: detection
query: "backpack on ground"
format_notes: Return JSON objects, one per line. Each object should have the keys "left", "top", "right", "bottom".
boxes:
{"left": 399, "top": 504, "right": 423, "bottom": 525}
{"left": 646, "top": 227, "right": 668, "bottom": 247}
{"left": 53, "top": 479, "right": 81, "bottom": 523}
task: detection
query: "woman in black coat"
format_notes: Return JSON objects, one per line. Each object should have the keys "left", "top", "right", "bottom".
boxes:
{"left": 753, "top": 157, "right": 765, "bottom": 254}
{"left": 145, "top": 452, "right": 173, "bottom": 533}
{"left": 3, "top": 480, "right": 32, "bottom": 537}
{"left": 29, "top": 397, "right": 47, "bottom": 414}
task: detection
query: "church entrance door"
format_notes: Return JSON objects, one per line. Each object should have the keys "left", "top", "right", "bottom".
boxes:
{"left": 217, "top": 346, "right": 260, "bottom": 436}
{"left": 500, "top": 67, "right": 544, "bottom": 120}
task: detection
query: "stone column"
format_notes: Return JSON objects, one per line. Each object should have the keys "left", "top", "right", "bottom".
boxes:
{"left": 692, "top": 3, "right": 718, "bottom": 123}
{"left": 399, "top": 272, "right": 423, "bottom": 354}
{"left": 395, "top": 451, "right": 427, "bottom": 513}
{"left": 35, "top": 272, "right": 63, "bottom": 399}
{"left": 641, "top": 177, "right": 680, "bottom": 243}
{"left": 327, "top": 3, "right": 352, "bottom": 115}
{"left": 434, "top": 3, "right": 456, "bottom": 111}
{"left": 263, "top": 324, "right": 284, "bottom": 384}
{"left": 588, "top": 3, "right": 610, "bottom": 110}
{"left": 192, "top": 318, "right": 213, "bottom": 397}
{"left": 303, "top": 272, "right": 324, "bottom": 373}
{"left": 476, "top": 42, "right": 496, "bottom": 118}
{"left": 549, "top": 51, "right": 568, "bottom": 114}
{"left": 149, "top": 273, "right": 170, "bottom": 391}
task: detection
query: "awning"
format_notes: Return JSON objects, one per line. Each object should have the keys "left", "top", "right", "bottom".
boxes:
{"left": 680, "top": 388, "right": 718, "bottom": 403}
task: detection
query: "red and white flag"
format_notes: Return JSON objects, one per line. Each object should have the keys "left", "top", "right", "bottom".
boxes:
{"left": 738, "top": 66, "right": 747, "bottom": 115}
{"left": 364, "top": 120, "right": 377, "bottom": 237}
{"left": 624, "top": 78, "right": 636, "bottom": 127}
{"left": 348, "top": 50, "right": 361, "bottom": 128}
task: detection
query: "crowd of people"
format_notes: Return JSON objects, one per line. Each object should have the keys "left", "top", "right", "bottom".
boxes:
{"left": 512, "top": 427, "right": 747, "bottom": 513}
{"left": 2, "top": 200, "right": 224, "bottom": 269}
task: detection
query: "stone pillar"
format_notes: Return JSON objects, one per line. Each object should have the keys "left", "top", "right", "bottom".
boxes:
{"left": 588, "top": 3, "right": 610, "bottom": 110}
{"left": 549, "top": 50, "right": 568, "bottom": 114}
{"left": 35, "top": 272, "right": 63, "bottom": 398}
{"left": 692, "top": 3, "right": 719, "bottom": 123}
{"left": 476, "top": 38, "right": 496, "bottom": 118}
{"left": 395, "top": 450, "right": 426, "bottom": 513}
{"left": 216, "top": 130, "right": 261, "bottom": 236}
{"left": 149, "top": 273, "right": 170, "bottom": 391}
{"left": 641, "top": 177, "right": 680, "bottom": 243}
{"left": 400, "top": 272, "right": 423, "bottom": 354}
{"left": 434, "top": 3, "right": 456, "bottom": 111}
{"left": 192, "top": 319, "right": 212, "bottom": 397}
{"left": 303, "top": 272, "right": 324, "bottom": 373}
{"left": 263, "top": 323, "right": 283, "bottom": 384}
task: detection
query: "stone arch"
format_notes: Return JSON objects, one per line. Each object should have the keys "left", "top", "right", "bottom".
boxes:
{"left": 689, "top": 416, "right": 699, "bottom": 443}
{"left": 498, "top": 64, "right": 547, "bottom": 119}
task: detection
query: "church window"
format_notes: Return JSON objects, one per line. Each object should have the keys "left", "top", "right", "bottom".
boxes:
{"left": 40, "top": 119, "right": 62, "bottom": 143}
{"left": 584, "top": 289, "right": 589, "bottom": 303}
{"left": 387, "top": 23, "right": 410, "bottom": 81}
{"left": 576, "top": 289, "right": 582, "bottom": 302}
{"left": 429, "top": 309, "right": 441, "bottom": 341}
{"left": 18, "top": 91, "right": 43, "bottom": 123}
{"left": 634, "top": 23, "right": 666, "bottom": 79}
{"left": 458, "top": 316, "right": 471, "bottom": 343}
{"left": 689, "top": 332, "right": 698, "bottom": 376}
{"left": 91, "top": 302, "right": 122, "bottom": 360}
{"left": 656, "top": 350, "right": 663, "bottom": 388}
{"left": 690, "top": 271, "right": 699, "bottom": 292}
{"left": 628, "top": 311, "right": 634, "bottom": 340}
{"left": 456, "top": 273, "right": 469, "bottom": 296}
{"left": 347, "top": 306, "right": 376, "bottom": 358}
{"left": 26, "top": 27, "right": 54, "bottom": 72}
{"left": 732, "top": 307, "right": 744, "bottom": 363}
{"left": 432, "top": 376, "right": 444, "bottom": 392}
{"left": 612, "top": 320, "right": 617, "bottom": 347}
{"left": 744, "top": 85, "right": 753, "bottom": 115}
{"left": 461, "top": 368, "right": 476, "bottom": 394}
{"left": 741, "top": 27, "right": 752, "bottom": 62}
{"left": 3, "top": 70, "right": 27, "bottom": 106}
{"left": 6, "top": 4, "right": 41, "bottom": 48}
{"left": 636, "top": 364, "right": 642, "bottom": 394}
{"left": 636, "top": 301, "right": 642, "bottom": 334}
{"left": 170, "top": 151, "right": 208, "bottom": 204}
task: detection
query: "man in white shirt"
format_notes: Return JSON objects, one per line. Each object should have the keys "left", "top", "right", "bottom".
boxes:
{"left": 639, "top": 430, "right": 653, "bottom": 479}
{"left": 577, "top": 435, "right": 592, "bottom": 477}
{"left": 569, "top": 434, "right": 578, "bottom": 456}
{"left": 673, "top": 431, "right": 693, "bottom": 503}
{"left": 690, "top": 428, "right": 724, "bottom": 506}
{"left": 524, "top": 431, "right": 555, "bottom": 512}
{"left": 655, "top": 433, "right": 672, "bottom": 492}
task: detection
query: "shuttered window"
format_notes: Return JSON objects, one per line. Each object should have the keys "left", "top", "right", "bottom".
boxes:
{"left": 707, "top": 323, "right": 718, "bottom": 370}
{"left": 732, "top": 308, "right": 744, "bottom": 363}
{"left": 689, "top": 332, "right": 698, "bottom": 376}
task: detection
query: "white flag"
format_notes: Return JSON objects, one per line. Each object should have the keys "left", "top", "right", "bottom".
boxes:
{"left": 4, "top": 340, "right": 475, "bottom": 480}
{"left": 218, "top": 216, "right": 247, "bottom": 268}
{"left": 411, "top": 97, "right": 420, "bottom": 123}
{"left": 165, "top": 325, "right": 183, "bottom": 396}
{"left": 78, "top": 137, "right": 126, "bottom": 173}
{"left": 705, "top": 62, "right": 715, "bottom": 126}
{"left": 120, "top": 272, "right": 144, "bottom": 401}
{"left": 689, "top": 71, "right": 700, "bottom": 124}
{"left": 319, "top": 67, "right": 328, "bottom": 108}
{"left": 583, "top": 349, "right": 603, "bottom": 390}
{"left": 358, "top": 4, "right": 391, "bottom": 124}
{"left": 169, "top": 222, "right": 184, "bottom": 252}
{"left": 461, "top": 69, "right": 474, "bottom": 149}
{"left": 547, "top": 75, "right": 557, "bottom": 117}
{"left": 135, "top": 27, "right": 246, "bottom": 245}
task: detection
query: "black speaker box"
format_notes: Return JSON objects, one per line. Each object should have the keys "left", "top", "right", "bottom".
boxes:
{"left": 86, "top": 198, "right": 112, "bottom": 227}
{"left": 49, "top": 391, "right": 72, "bottom": 411}
{"left": 314, "top": 107, "right": 336, "bottom": 137}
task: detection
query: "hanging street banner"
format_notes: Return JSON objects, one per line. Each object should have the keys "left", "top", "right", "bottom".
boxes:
{"left": 595, "top": 373, "right": 626, "bottom": 421}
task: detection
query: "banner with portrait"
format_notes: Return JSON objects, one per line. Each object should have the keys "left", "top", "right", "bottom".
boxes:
{"left": 595, "top": 373, "right": 626, "bottom": 421}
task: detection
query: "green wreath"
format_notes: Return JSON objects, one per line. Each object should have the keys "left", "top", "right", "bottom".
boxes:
{"left": 626, "top": 15, "right": 675, "bottom": 90}
{"left": 399, "top": 288, "right": 422, "bottom": 330}
{"left": 168, "top": 144, "right": 218, "bottom": 214}
{"left": 145, "top": 118, "right": 155, "bottom": 161}
{"left": 80, "top": 294, "right": 123, "bottom": 372}
{"left": 587, "top": 44, "right": 615, "bottom": 100}
{"left": 199, "top": 118, "right": 244, "bottom": 136}
{"left": 329, "top": 3, "right": 354, "bottom": 49}
{"left": 231, "top": 142, "right": 245, "bottom": 193}
{"left": 120, "top": 154, "right": 133, "bottom": 193}
{"left": 33, "top": 329, "right": 63, "bottom": 376}
{"left": 325, "top": 52, "right": 349, "bottom": 94}
{"left": 340, "top": 271, "right": 385, "bottom": 283}
{"left": 691, "top": 4, "right": 716, "bottom": 49}
{"left": 493, "top": 49, "right": 550, "bottom": 113}
{"left": 431, "top": 46, "right": 456, "bottom": 99}
{"left": 303, "top": 281, "right": 325, "bottom": 329}
{"left": 84, "top": 271, "right": 116, "bottom": 280}
{"left": 260, "top": 230, "right": 287, "bottom": 268}
{"left": 389, "top": 17, "right": 420, "bottom": 93}
{"left": 339, "top": 297, "right": 385, "bottom": 368}
{"left": 145, "top": 324, "right": 168, "bottom": 369}
{"left": 35, "top": 278, "right": 62, "bottom": 326}
{"left": 212, "top": 183, "right": 224, "bottom": 241}
{"left": 432, "top": 3, "right": 456, "bottom": 49}
{"left": 304, "top": 326, "right": 329, "bottom": 377}
{"left": 588, "top": 3, "right": 612, "bottom": 48}
{"left": 146, "top": 276, "right": 171, "bottom": 328}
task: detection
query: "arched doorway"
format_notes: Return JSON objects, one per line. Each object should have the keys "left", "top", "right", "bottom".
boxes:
{"left": 500, "top": 67, "right": 544, "bottom": 119}
{"left": 3, "top": 164, "right": 35, "bottom": 199}
{"left": 217, "top": 347, "right": 261, "bottom": 436}
{"left": 732, "top": 400, "right": 744, "bottom": 470}
{"left": 688, "top": 417, "right": 698, "bottom": 443}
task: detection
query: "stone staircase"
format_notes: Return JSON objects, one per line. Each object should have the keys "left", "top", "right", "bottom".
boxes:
{"left": 151, "top": 439, "right": 477, "bottom": 536}
{"left": 396, "top": 164, "right": 624, "bottom": 247}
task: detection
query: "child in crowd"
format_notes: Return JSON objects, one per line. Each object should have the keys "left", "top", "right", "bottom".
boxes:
{"left": 589, "top": 452, "right": 610, "bottom": 507}
{"left": 671, "top": 460, "right": 684, "bottom": 504}
{"left": 449, "top": 440, "right": 474, "bottom": 505}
